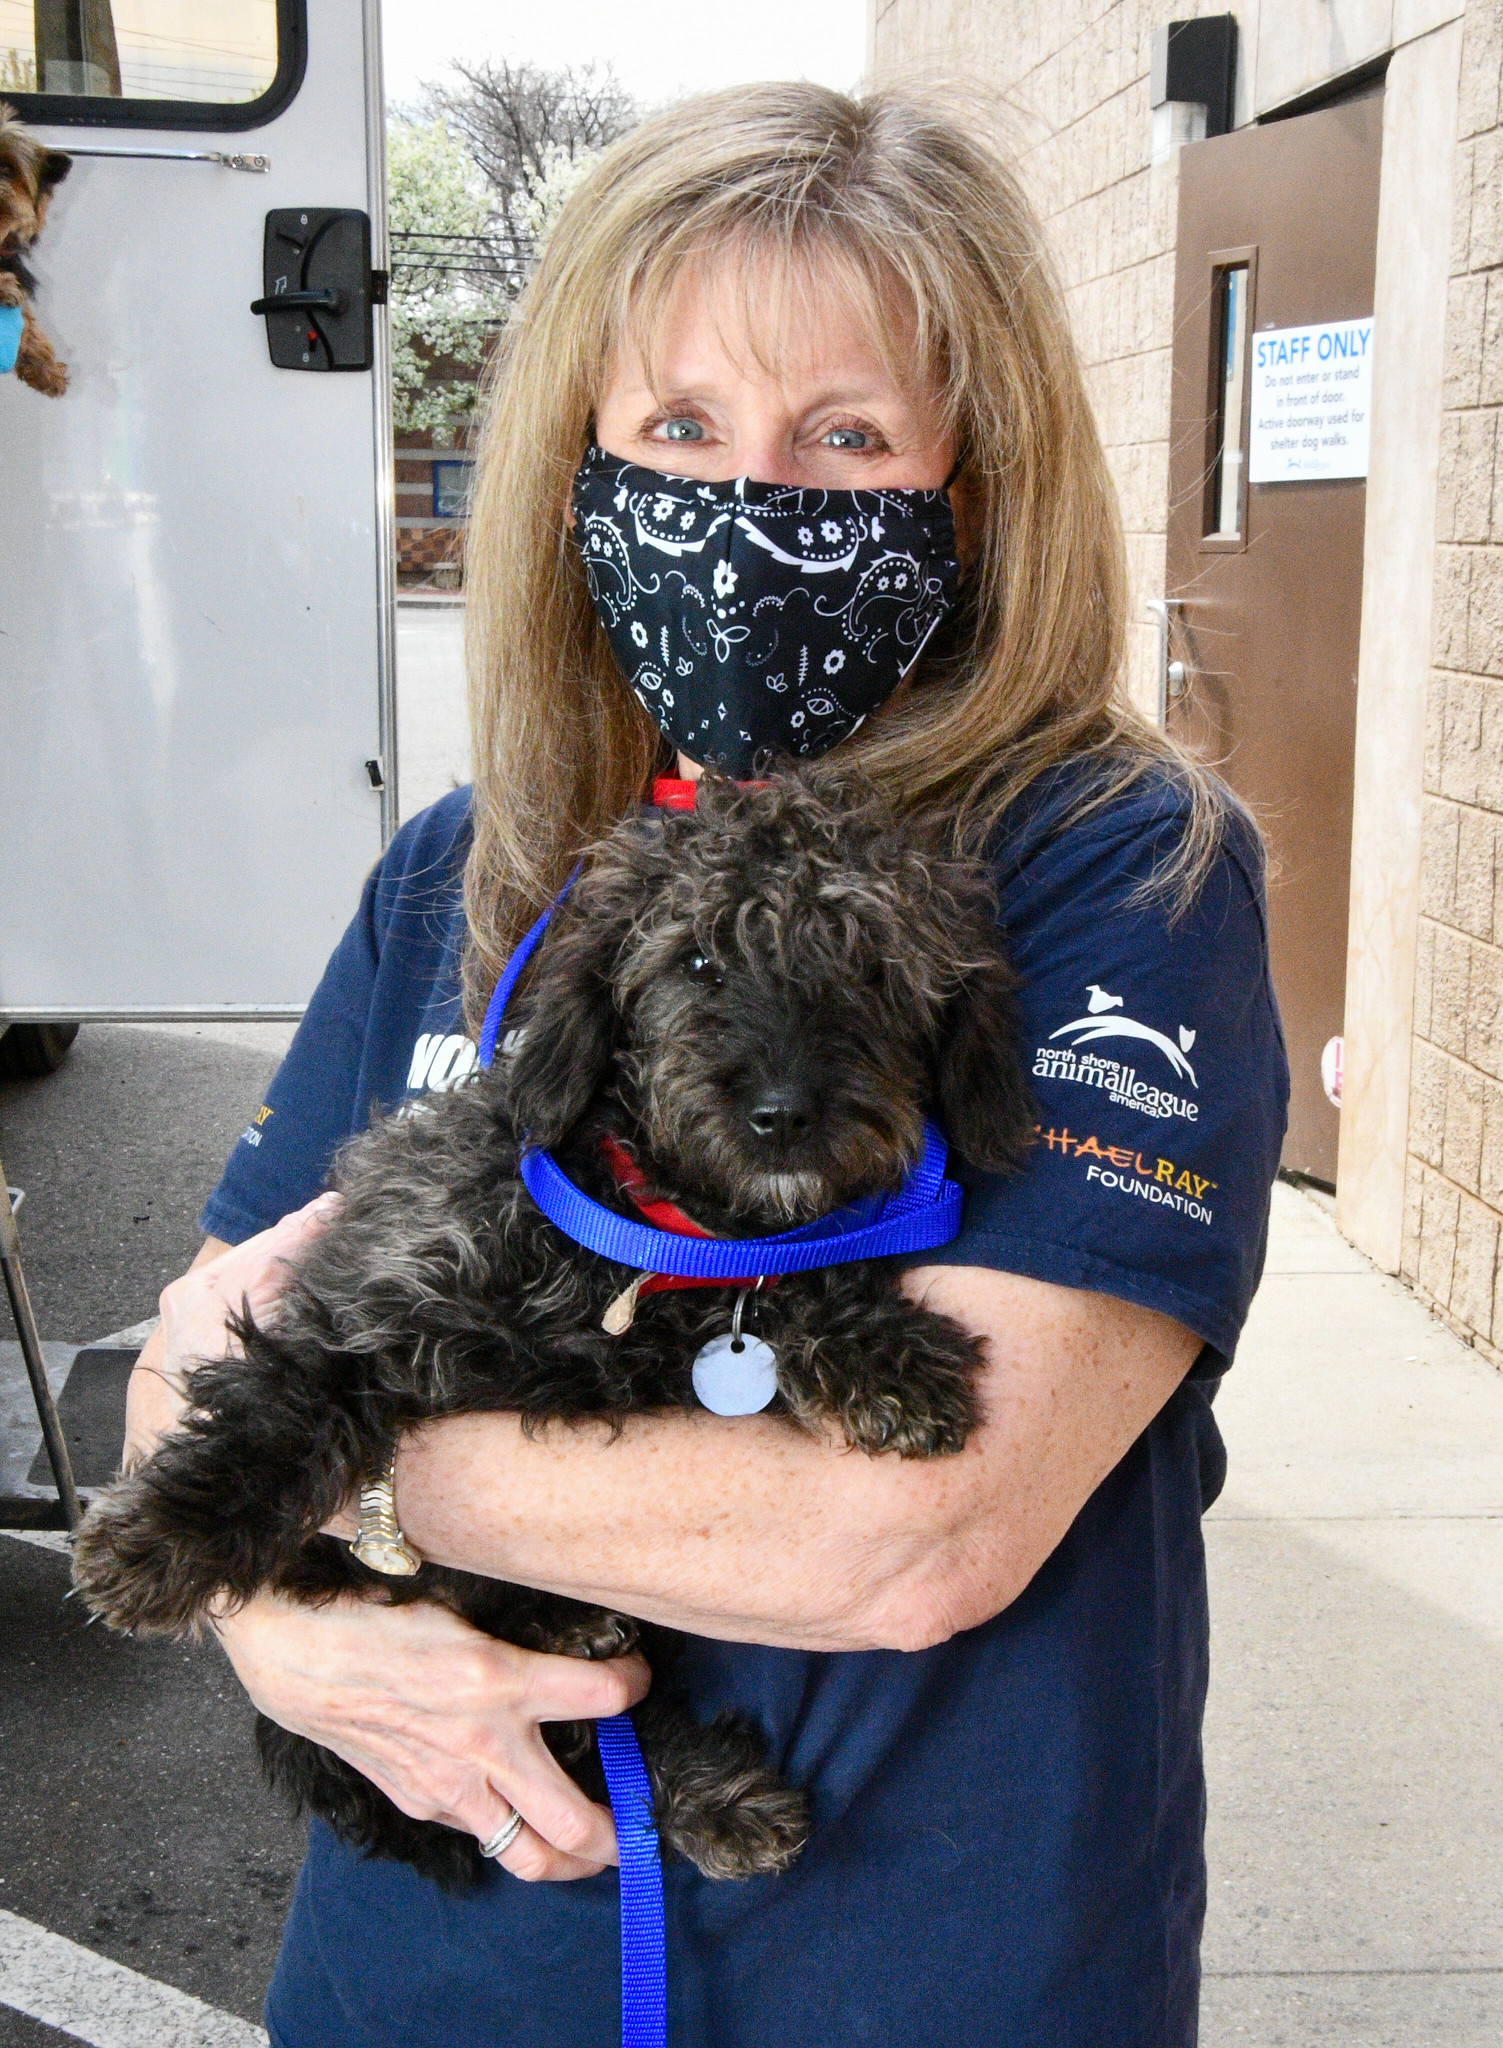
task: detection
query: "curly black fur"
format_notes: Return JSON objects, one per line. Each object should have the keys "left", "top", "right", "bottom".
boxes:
{"left": 73, "top": 768, "right": 1033, "bottom": 1889}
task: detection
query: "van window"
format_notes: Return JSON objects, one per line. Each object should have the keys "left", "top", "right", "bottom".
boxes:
{"left": 1, "top": 0, "right": 302, "bottom": 126}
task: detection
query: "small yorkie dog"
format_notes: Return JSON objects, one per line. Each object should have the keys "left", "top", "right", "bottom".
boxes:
{"left": 73, "top": 769, "right": 1033, "bottom": 1891}
{"left": 0, "top": 103, "right": 71, "bottom": 396}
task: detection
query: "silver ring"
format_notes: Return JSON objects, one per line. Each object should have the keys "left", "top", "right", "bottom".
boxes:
{"left": 479, "top": 1808, "right": 524, "bottom": 1860}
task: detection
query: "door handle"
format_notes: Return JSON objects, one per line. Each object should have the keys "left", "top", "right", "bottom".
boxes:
{"left": 1146, "top": 598, "right": 1186, "bottom": 729}
{"left": 249, "top": 288, "right": 345, "bottom": 316}
{"left": 252, "top": 209, "right": 374, "bottom": 372}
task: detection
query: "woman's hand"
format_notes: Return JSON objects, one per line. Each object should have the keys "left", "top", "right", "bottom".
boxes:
{"left": 211, "top": 1589, "right": 649, "bottom": 1881}
{"left": 122, "top": 1197, "right": 340, "bottom": 1471}
{"left": 125, "top": 1206, "right": 647, "bottom": 1881}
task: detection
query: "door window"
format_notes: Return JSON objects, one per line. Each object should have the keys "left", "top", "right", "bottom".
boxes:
{"left": 1, "top": 0, "right": 302, "bottom": 127}
{"left": 432, "top": 460, "right": 473, "bottom": 521}
{"left": 1207, "top": 261, "right": 1252, "bottom": 539}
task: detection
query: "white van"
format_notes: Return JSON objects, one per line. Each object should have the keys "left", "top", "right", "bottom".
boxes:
{"left": 1, "top": 0, "right": 394, "bottom": 1041}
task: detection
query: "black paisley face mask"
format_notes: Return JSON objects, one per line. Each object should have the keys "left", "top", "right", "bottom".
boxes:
{"left": 570, "top": 445, "right": 960, "bottom": 774}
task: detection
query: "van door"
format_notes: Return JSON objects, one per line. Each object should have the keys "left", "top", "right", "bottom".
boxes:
{"left": 0, "top": 0, "right": 395, "bottom": 1020}
{"left": 1164, "top": 94, "right": 1382, "bottom": 1182}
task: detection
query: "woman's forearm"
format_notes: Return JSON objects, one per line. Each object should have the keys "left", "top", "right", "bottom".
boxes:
{"left": 393, "top": 1267, "right": 1200, "bottom": 1652}
{"left": 395, "top": 1401, "right": 981, "bottom": 1652}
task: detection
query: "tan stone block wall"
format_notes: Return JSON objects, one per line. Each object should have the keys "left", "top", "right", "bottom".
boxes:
{"left": 871, "top": 0, "right": 1218, "bottom": 718}
{"left": 1406, "top": 0, "right": 1503, "bottom": 1361}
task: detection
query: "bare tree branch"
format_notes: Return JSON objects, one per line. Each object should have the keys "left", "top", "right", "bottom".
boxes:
{"left": 420, "top": 59, "right": 638, "bottom": 237}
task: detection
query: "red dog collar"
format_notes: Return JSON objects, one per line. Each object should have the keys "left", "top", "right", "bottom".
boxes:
{"left": 650, "top": 776, "right": 699, "bottom": 811}
{"left": 597, "top": 1134, "right": 774, "bottom": 1326}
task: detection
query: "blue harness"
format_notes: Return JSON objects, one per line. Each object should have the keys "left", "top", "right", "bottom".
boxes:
{"left": 0, "top": 303, "right": 24, "bottom": 377}
{"left": 478, "top": 884, "right": 964, "bottom": 2048}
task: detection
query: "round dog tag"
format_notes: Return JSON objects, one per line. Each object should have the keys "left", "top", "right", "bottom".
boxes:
{"left": 692, "top": 1332, "right": 779, "bottom": 1416}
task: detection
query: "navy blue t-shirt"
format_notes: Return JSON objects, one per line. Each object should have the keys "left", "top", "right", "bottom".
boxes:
{"left": 203, "top": 765, "right": 1287, "bottom": 2048}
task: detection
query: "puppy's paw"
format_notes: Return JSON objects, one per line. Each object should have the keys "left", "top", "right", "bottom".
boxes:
{"left": 836, "top": 1386, "right": 975, "bottom": 1458}
{"left": 15, "top": 332, "right": 67, "bottom": 397}
{"left": 646, "top": 1709, "right": 810, "bottom": 1880}
{"left": 21, "top": 356, "right": 67, "bottom": 397}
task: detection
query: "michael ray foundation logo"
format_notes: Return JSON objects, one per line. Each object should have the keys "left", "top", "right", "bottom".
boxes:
{"left": 1035, "top": 1124, "right": 1218, "bottom": 1226}
{"left": 1034, "top": 984, "right": 1200, "bottom": 1123}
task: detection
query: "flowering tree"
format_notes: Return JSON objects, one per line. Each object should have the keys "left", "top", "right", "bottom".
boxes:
{"left": 422, "top": 59, "right": 636, "bottom": 242}
{"left": 388, "top": 65, "right": 634, "bottom": 444}
{"left": 387, "top": 116, "right": 509, "bottom": 445}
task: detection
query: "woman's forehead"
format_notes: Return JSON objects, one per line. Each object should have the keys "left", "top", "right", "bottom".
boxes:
{"left": 610, "top": 244, "right": 930, "bottom": 405}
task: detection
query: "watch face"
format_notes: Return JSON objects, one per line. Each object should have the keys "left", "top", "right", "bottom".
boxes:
{"left": 351, "top": 1532, "right": 420, "bottom": 1576}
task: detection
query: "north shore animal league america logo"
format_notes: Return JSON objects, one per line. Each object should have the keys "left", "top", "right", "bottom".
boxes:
{"left": 1033, "top": 983, "right": 1201, "bottom": 1123}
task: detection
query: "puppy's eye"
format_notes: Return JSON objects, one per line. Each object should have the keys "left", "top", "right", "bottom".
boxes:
{"left": 686, "top": 954, "right": 725, "bottom": 987}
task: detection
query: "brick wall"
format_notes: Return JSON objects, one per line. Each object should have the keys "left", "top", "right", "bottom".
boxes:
{"left": 397, "top": 524, "right": 464, "bottom": 584}
{"left": 1405, "top": 0, "right": 1503, "bottom": 1361}
{"left": 394, "top": 430, "right": 470, "bottom": 587}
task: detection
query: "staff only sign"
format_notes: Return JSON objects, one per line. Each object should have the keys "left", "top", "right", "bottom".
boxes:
{"left": 1248, "top": 318, "right": 1373, "bottom": 483}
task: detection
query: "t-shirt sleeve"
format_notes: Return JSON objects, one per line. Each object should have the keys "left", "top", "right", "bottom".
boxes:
{"left": 924, "top": 795, "right": 1289, "bottom": 1370}
{"left": 198, "top": 870, "right": 382, "bottom": 1245}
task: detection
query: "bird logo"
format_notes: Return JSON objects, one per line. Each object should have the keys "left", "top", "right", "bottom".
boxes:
{"left": 1050, "top": 987, "right": 1199, "bottom": 1087}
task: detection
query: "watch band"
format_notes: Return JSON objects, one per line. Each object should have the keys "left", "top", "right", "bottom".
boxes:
{"left": 349, "top": 1447, "right": 421, "bottom": 1576}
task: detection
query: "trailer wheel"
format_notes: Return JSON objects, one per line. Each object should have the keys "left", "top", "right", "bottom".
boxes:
{"left": 0, "top": 1023, "right": 81, "bottom": 1080}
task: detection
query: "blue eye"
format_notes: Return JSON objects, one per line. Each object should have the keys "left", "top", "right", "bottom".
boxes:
{"left": 662, "top": 419, "right": 705, "bottom": 443}
{"left": 824, "top": 428, "right": 870, "bottom": 450}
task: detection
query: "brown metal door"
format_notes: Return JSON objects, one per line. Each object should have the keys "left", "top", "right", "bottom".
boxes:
{"left": 1165, "top": 96, "right": 1382, "bottom": 1183}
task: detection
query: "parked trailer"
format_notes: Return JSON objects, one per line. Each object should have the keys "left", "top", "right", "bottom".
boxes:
{"left": 1, "top": 0, "right": 394, "bottom": 1519}
{"left": 1, "top": 0, "right": 395, "bottom": 1027}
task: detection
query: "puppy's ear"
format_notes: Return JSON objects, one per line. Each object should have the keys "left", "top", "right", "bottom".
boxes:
{"left": 502, "top": 906, "right": 621, "bottom": 1146}
{"left": 935, "top": 953, "right": 1035, "bottom": 1173}
{"left": 40, "top": 150, "right": 71, "bottom": 194}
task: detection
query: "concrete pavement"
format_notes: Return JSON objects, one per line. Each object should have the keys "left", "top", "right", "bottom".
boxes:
{"left": 394, "top": 595, "right": 469, "bottom": 822}
{"left": 1201, "top": 1183, "right": 1503, "bottom": 2043}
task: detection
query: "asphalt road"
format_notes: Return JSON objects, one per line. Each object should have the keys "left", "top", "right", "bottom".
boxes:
{"left": 1, "top": 1022, "right": 295, "bottom": 1344}
{"left": 1, "top": 1021, "right": 300, "bottom": 2038}
{"left": 0, "top": 596, "right": 468, "bottom": 2042}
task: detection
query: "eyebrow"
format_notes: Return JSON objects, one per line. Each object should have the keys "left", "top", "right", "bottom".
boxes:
{"left": 639, "top": 380, "right": 919, "bottom": 417}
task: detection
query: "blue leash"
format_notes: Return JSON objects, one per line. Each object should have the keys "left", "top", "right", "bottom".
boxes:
{"left": 596, "top": 1713, "right": 667, "bottom": 2048}
{"left": 480, "top": 884, "right": 669, "bottom": 2048}
{"left": 478, "top": 874, "right": 964, "bottom": 2048}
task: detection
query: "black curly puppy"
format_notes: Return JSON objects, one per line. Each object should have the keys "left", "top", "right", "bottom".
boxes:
{"left": 73, "top": 770, "right": 1033, "bottom": 1891}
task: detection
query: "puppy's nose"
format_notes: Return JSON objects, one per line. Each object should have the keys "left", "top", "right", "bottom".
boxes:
{"left": 747, "top": 1085, "right": 816, "bottom": 1143}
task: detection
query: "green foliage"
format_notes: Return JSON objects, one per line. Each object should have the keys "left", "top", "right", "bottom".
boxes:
{"left": 386, "top": 116, "right": 507, "bottom": 445}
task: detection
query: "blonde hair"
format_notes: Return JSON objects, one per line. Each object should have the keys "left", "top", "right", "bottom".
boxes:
{"left": 461, "top": 82, "right": 1222, "bottom": 1027}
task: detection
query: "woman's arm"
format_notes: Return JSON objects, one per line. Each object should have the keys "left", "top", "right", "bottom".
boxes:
{"left": 392, "top": 1267, "right": 1201, "bottom": 1653}
{"left": 122, "top": 1212, "right": 648, "bottom": 1884}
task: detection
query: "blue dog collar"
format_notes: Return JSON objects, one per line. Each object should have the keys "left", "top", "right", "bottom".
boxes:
{"left": 519, "top": 1127, "right": 960, "bottom": 1274}
{"left": 478, "top": 886, "right": 964, "bottom": 1277}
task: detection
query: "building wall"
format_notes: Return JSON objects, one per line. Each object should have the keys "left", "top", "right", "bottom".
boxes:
{"left": 1404, "top": 0, "right": 1503, "bottom": 1361}
{"left": 873, "top": 0, "right": 1503, "bottom": 1358}
{"left": 394, "top": 433, "right": 469, "bottom": 586}
{"left": 871, "top": 0, "right": 1193, "bottom": 716}
{"left": 1338, "top": 20, "right": 1462, "bottom": 1270}
{"left": 869, "top": 0, "right": 1470, "bottom": 716}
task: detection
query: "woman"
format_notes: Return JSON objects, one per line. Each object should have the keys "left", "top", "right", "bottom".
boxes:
{"left": 127, "top": 84, "right": 1287, "bottom": 2045}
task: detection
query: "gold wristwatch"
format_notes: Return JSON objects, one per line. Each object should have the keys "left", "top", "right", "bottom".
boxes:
{"left": 349, "top": 1447, "right": 421, "bottom": 1576}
